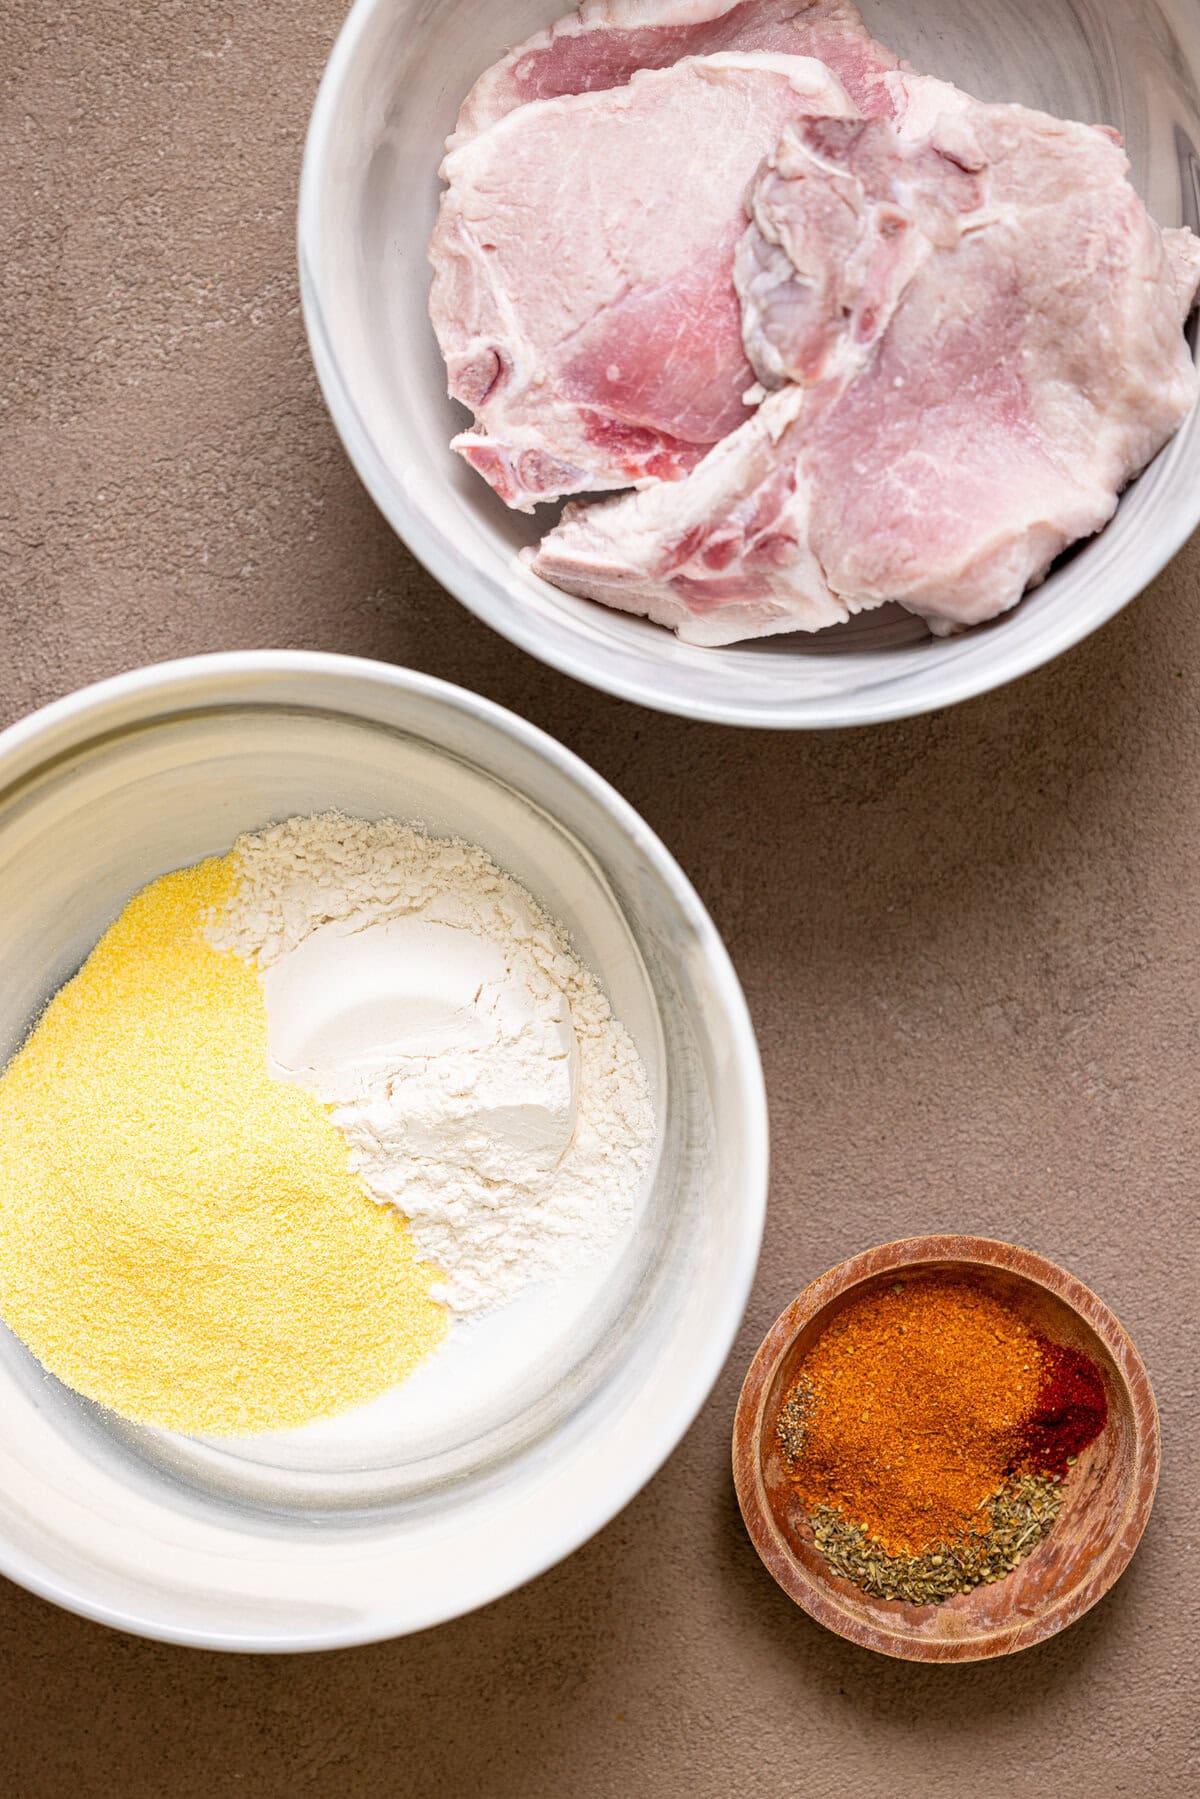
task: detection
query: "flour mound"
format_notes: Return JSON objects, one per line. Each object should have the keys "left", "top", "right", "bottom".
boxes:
{"left": 207, "top": 813, "right": 654, "bottom": 1314}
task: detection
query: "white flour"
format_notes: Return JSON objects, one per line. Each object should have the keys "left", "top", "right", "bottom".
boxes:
{"left": 207, "top": 813, "right": 654, "bottom": 1314}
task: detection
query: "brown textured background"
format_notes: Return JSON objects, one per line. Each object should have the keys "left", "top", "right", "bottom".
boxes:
{"left": 2, "top": 3, "right": 1198, "bottom": 1794}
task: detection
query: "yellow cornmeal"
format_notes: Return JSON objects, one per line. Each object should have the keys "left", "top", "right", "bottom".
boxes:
{"left": 0, "top": 854, "right": 446, "bottom": 1436}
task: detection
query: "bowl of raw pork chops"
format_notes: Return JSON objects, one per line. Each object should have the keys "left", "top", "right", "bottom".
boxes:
{"left": 299, "top": 0, "right": 1200, "bottom": 727}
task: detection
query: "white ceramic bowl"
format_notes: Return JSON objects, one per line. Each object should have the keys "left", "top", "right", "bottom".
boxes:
{"left": 0, "top": 653, "right": 767, "bottom": 1649}
{"left": 298, "top": 0, "right": 1200, "bottom": 728}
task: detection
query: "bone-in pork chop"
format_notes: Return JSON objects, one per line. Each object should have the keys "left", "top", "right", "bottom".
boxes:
{"left": 452, "top": 0, "right": 900, "bottom": 144}
{"left": 532, "top": 79, "right": 1200, "bottom": 641}
{"left": 430, "top": 54, "right": 855, "bottom": 510}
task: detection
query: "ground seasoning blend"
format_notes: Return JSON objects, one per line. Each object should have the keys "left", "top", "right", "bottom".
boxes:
{"left": 776, "top": 1273, "right": 1108, "bottom": 1604}
{"left": 0, "top": 855, "right": 448, "bottom": 1436}
{"left": 1015, "top": 1341, "right": 1108, "bottom": 1475}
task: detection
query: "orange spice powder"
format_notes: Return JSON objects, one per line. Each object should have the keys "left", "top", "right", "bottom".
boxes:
{"left": 786, "top": 1274, "right": 1044, "bottom": 1557}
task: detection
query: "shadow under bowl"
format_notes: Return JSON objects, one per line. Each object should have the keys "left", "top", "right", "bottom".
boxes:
{"left": 732, "top": 1235, "right": 1160, "bottom": 1661}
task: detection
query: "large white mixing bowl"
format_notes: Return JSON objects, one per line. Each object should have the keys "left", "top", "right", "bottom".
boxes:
{"left": 298, "top": 0, "right": 1200, "bottom": 728}
{"left": 0, "top": 653, "right": 767, "bottom": 1649}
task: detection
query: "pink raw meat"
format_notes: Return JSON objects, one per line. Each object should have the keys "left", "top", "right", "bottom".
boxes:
{"left": 430, "top": 53, "right": 856, "bottom": 510}
{"left": 532, "top": 79, "right": 1200, "bottom": 642}
{"left": 735, "top": 104, "right": 987, "bottom": 390}
{"left": 452, "top": 0, "right": 900, "bottom": 143}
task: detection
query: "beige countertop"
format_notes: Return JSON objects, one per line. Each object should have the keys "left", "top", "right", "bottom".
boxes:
{"left": 2, "top": 4, "right": 1197, "bottom": 1792}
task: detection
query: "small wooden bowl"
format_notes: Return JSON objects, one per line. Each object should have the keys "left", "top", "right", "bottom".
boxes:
{"left": 733, "top": 1236, "right": 1160, "bottom": 1662}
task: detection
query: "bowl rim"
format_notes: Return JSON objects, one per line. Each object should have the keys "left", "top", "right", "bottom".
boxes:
{"left": 295, "top": 0, "right": 1200, "bottom": 731}
{"left": 0, "top": 650, "right": 769, "bottom": 1651}
{"left": 732, "top": 1233, "right": 1161, "bottom": 1662}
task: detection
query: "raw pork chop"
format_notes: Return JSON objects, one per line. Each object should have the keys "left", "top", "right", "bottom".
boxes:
{"left": 533, "top": 80, "right": 1200, "bottom": 642}
{"left": 430, "top": 54, "right": 855, "bottom": 510}
{"left": 734, "top": 100, "right": 987, "bottom": 391}
{"left": 452, "top": 0, "right": 900, "bottom": 144}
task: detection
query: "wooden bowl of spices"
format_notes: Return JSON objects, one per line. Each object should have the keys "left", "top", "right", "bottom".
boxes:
{"left": 733, "top": 1236, "right": 1160, "bottom": 1662}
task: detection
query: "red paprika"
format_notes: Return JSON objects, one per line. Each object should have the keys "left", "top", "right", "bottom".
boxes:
{"left": 1015, "top": 1341, "right": 1107, "bottom": 1474}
